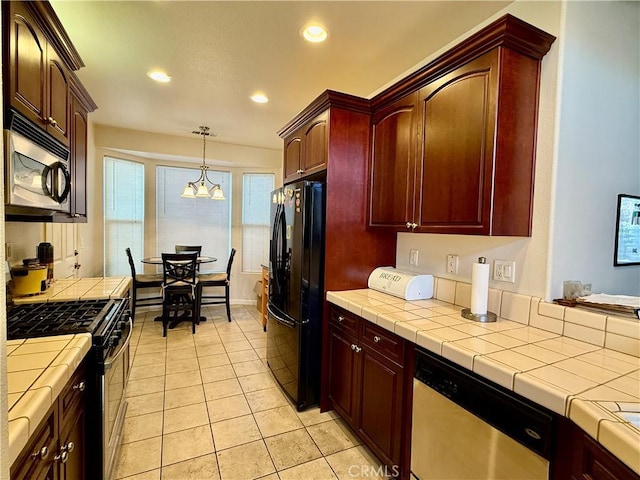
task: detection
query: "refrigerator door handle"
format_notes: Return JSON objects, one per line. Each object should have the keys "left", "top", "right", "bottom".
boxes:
{"left": 267, "top": 304, "right": 296, "bottom": 328}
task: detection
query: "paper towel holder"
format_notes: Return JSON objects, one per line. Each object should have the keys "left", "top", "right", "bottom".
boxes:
{"left": 461, "top": 308, "right": 497, "bottom": 323}
{"left": 461, "top": 256, "right": 497, "bottom": 322}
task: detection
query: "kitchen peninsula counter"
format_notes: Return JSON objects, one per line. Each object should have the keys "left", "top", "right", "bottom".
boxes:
{"left": 11, "top": 276, "right": 131, "bottom": 304}
{"left": 7, "top": 276, "right": 132, "bottom": 466}
{"left": 327, "top": 288, "right": 640, "bottom": 475}
{"left": 7, "top": 334, "right": 92, "bottom": 465}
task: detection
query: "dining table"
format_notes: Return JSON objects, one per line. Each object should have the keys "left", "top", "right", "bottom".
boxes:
{"left": 141, "top": 254, "right": 217, "bottom": 327}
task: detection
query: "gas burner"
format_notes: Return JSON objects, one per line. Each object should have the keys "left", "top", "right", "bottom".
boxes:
{"left": 7, "top": 299, "right": 115, "bottom": 340}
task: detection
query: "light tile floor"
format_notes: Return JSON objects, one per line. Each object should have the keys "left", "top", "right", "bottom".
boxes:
{"left": 114, "top": 305, "right": 385, "bottom": 480}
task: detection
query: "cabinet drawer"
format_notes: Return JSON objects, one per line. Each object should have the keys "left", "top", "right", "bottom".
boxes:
{"left": 329, "top": 307, "right": 359, "bottom": 337}
{"left": 361, "top": 321, "right": 405, "bottom": 365}
{"left": 60, "top": 360, "right": 88, "bottom": 426}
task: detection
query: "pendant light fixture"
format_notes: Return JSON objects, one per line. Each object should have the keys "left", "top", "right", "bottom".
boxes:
{"left": 180, "top": 126, "right": 226, "bottom": 200}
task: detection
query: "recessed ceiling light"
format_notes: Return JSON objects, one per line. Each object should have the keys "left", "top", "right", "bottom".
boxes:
{"left": 147, "top": 71, "right": 172, "bottom": 83}
{"left": 302, "top": 24, "right": 328, "bottom": 43}
{"left": 251, "top": 93, "right": 269, "bottom": 104}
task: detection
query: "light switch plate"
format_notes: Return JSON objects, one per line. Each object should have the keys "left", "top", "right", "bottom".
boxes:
{"left": 410, "top": 249, "right": 419, "bottom": 266}
{"left": 494, "top": 259, "right": 516, "bottom": 283}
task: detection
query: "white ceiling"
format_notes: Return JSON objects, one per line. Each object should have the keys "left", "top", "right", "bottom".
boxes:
{"left": 50, "top": 1, "right": 511, "bottom": 154}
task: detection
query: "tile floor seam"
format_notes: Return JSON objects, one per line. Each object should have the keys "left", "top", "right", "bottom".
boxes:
{"left": 117, "top": 305, "right": 381, "bottom": 479}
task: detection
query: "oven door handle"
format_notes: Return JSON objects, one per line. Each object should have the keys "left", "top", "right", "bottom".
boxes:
{"left": 104, "top": 316, "right": 133, "bottom": 371}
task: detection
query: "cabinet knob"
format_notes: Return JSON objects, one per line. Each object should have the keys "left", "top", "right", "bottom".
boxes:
{"left": 54, "top": 451, "right": 68, "bottom": 464}
{"left": 31, "top": 446, "right": 49, "bottom": 460}
{"left": 296, "top": 169, "right": 304, "bottom": 174}
{"left": 373, "top": 335, "right": 381, "bottom": 343}
{"left": 47, "top": 116, "right": 58, "bottom": 127}
{"left": 411, "top": 223, "right": 418, "bottom": 230}
{"left": 406, "top": 222, "right": 412, "bottom": 229}
{"left": 354, "top": 345, "right": 362, "bottom": 353}
{"left": 64, "top": 442, "right": 75, "bottom": 453}
{"left": 337, "top": 315, "right": 345, "bottom": 322}
{"left": 351, "top": 343, "right": 356, "bottom": 350}
{"left": 73, "top": 381, "right": 86, "bottom": 392}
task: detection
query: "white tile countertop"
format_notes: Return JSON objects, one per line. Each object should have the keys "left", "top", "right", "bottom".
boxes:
{"left": 327, "top": 288, "right": 640, "bottom": 475}
{"left": 11, "top": 276, "right": 131, "bottom": 304}
{"left": 7, "top": 276, "right": 131, "bottom": 467}
{"left": 7, "top": 334, "right": 92, "bottom": 466}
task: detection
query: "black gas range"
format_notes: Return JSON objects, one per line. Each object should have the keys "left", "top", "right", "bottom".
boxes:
{"left": 7, "top": 298, "right": 129, "bottom": 357}
{"left": 7, "top": 297, "right": 132, "bottom": 480}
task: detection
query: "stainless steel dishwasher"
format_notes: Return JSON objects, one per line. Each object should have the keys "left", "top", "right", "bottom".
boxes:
{"left": 411, "top": 347, "right": 555, "bottom": 480}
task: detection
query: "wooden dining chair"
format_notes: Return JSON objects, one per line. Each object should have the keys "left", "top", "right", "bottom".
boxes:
{"left": 126, "top": 247, "right": 163, "bottom": 322}
{"left": 161, "top": 252, "right": 200, "bottom": 337}
{"left": 175, "top": 245, "right": 203, "bottom": 270}
{"left": 198, "top": 248, "right": 236, "bottom": 322}
{"left": 175, "top": 245, "right": 202, "bottom": 255}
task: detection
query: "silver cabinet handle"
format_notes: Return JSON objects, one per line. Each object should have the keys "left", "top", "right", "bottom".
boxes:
{"left": 338, "top": 315, "right": 345, "bottom": 322}
{"left": 73, "top": 381, "right": 85, "bottom": 392}
{"left": 373, "top": 335, "right": 381, "bottom": 343}
{"left": 47, "top": 116, "right": 58, "bottom": 127}
{"left": 54, "top": 451, "right": 68, "bottom": 463}
{"left": 32, "top": 446, "right": 48, "bottom": 460}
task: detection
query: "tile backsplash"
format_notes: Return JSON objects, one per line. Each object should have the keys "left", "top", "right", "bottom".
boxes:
{"left": 432, "top": 276, "right": 640, "bottom": 358}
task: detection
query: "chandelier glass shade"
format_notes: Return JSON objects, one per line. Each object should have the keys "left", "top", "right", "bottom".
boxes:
{"left": 181, "top": 126, "right": 225, "bottom": 200}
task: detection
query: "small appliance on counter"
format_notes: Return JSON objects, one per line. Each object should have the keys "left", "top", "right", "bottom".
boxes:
{"left": 368, "top": 267, "right": 434, "bottom": 300}
{"left": 37, "top": 241, "right": 54, "bottom": 282}
{"left": 9, "top": 258, "right": 48, "bottom": 296}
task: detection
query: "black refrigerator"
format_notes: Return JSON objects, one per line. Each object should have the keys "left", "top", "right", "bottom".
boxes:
{"left": 266, "top": 180, "right": 325, "bottom": 410}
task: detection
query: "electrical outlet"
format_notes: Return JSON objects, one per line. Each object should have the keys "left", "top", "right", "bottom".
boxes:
{"left": 409, "top": 249, "right": 419, "bottom": 266}
{"left": 446, "top": 254, "right": 458, "bottom": 274}
{"left": 5, "top": 243, "right": 13, "bottom": 259}
{"left": 494, "top": 259, "right": 516, "bottom": 283}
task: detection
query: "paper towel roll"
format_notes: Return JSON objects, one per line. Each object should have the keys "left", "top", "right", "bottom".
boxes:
{"left": 470, "top": 259, "right": 490, "bottom": 315}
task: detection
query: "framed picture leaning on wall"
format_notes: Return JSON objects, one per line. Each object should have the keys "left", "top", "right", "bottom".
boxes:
{"left": 614, "top": 193, "right": 640, "bottom": 266}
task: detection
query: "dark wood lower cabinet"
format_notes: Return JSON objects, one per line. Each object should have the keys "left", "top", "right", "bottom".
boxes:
{"left": 11, "top": 358, "right": 88, "bottom": 480}
{"left": 327, "top": 305, "right": 412, "bottom": 479}
{"left": 553, "top": 416, "right": 640, "bottom": 480}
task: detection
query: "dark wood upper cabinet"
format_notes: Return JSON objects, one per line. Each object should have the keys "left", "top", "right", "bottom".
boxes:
{"left": 368, "top": 14, "right": 555, "bottom": 236}
{"left": 369, "top": 92, "right": 419, "bottom": 229}
{"left": 282, "top": 111, "right": 328, "bottom": 184}
{"left": 6, "top": 1, "right": 71, "bottom": 146}
{"left": 3, "top": 1, "right": 96, "bottom": 223}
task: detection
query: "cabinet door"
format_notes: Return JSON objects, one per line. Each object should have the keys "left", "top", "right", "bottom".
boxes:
{"left": 58, "top": 404, "right": 85, "bottom": 480}
{"left": 418, "top": 51, "right": 498, "bottom": 234}
{"left": 10, "top": 406, "right": 58, "bottom": 480}
{"left": 46, "top": 47, "right": 70, "bottom": 146}
{"left": 301, "top": 112, "right": 328, "bottom": 175}
{"left": 7, "top": 2, "right": 47, "bottom": 126}
{"left": 327, "top": 325, "right": 360, "bottom": 425}
{"left": 70, "top": 95, "right": 88, "bottom": 219}
{"left": 357, "top": 344, "right": 404, "bottom": 468}
{"left": 369, "top": 93, "right": 419, "bottom": 229}
{"left": 283, "top": 133, "right": 303, "bottom": 183}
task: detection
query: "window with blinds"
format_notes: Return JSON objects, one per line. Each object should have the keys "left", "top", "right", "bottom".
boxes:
{"left": 156, "top": 166, "right": 231, "bottom": 272}
{"left": 104, "top": 157, "right": 145, "bottom": 276}
{"left": 242, "top": 173, "right": 275, "bottom": 272}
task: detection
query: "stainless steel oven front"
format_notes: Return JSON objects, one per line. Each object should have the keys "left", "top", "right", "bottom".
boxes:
{"left": 100, "top": 309, "right": 132, "bottom": 480}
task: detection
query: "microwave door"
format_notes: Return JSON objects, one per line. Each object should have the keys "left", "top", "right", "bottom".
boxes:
{"left": 11, "top": 150, "right": 61, "bottom": 209}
